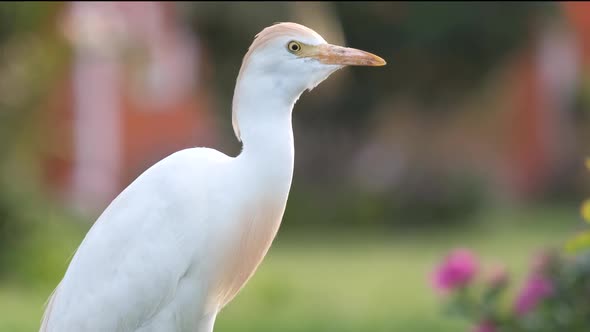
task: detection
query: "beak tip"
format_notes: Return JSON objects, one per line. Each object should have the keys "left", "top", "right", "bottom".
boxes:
{"left": 375, "top": 55, "right": 387, "bottom": 66}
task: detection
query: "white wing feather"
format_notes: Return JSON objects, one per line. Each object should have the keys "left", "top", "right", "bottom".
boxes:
{"left": 40, "top": 148, "right": 233, "bottom": 332}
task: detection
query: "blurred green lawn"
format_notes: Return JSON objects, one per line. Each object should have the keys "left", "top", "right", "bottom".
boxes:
{"left": 0, "top": 206, "right": 581, "bottom": 332}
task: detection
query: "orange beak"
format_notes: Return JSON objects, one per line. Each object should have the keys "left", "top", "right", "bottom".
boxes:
{"left": 312, "top": 44, "right": 386, "bottom": 66}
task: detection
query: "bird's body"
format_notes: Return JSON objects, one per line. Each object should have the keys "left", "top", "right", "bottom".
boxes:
{"left": 42, "top": 145, "right": 292, "bottom": 331}
{"left": 40, "top": 22, "right": 384, "bottom": 332}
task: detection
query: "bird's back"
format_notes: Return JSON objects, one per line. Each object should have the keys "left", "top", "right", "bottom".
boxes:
{"left": 40, "top": 147, "right": 236, "bottom": 332}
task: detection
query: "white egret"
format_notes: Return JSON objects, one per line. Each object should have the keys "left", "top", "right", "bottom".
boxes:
{"left": 40, "top": 22, "right": 385, "bottom": 332}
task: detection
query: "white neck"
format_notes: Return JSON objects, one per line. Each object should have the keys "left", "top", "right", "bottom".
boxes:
{"left": 233, "top": 72, "right": 300, "bottom": 187}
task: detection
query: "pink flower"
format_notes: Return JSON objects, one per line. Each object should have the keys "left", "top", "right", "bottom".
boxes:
{"left": 431, "top": 248, "right": 479, "bottom": 293}
{"left": 514, "top": 273, "right": 554, "bottom": 315}
{"left": 472, "top": 320, "right": 496, "bottom": 332}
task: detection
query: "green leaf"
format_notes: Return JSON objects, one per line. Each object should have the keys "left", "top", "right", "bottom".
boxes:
{"left": 565, "top": 231, "right": 590, "bottom": 254}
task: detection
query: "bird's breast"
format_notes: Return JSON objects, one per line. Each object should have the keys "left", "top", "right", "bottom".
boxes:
{"left": 215, "top": 179, "right": 291, "bottom": 308}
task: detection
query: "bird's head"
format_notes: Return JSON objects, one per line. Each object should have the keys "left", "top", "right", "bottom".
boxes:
{"left": 233, "top": 22, "right": 385, "bottom": 141}
{"left": 237, "top": 22, "right": 385, "bottom": 92}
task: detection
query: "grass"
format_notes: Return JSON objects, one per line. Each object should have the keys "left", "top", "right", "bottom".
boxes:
{"left": 0, "top": 205, "right": 582, "bottom": 332}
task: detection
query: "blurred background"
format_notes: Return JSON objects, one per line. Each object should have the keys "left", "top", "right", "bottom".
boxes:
{"left": 0, "top": 2, "right": 589, "bottom": 331}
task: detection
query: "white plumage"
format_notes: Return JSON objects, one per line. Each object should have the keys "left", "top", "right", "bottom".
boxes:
{"left": 40, "top": 22, "right": 385, "bottom": 332}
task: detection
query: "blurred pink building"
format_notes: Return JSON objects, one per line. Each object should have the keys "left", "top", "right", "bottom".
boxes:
{"left": 505, "top": 2, "right": 590, "bottom": 199}
{"left": 43, "top": 2, "right": 217, "bottom": 215}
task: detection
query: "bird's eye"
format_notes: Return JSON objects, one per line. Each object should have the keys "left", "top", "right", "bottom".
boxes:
{"left": 287, "top": 41, "right": 302, "bottom": 53}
